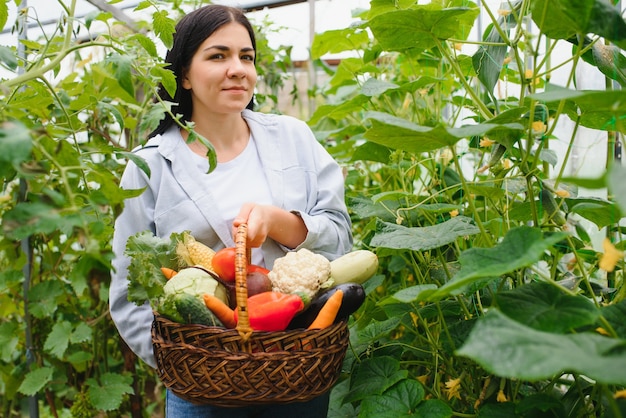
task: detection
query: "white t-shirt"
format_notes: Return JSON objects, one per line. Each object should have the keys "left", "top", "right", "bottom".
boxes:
{"left": 189, "top": 135, "right": 272, "bottom": 265}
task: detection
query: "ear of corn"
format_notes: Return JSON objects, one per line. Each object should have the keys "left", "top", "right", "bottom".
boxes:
{"left": 176, "top": 232, "right": 216, "bottom": 271}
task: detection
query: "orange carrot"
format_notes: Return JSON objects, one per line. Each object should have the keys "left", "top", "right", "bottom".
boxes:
{"left": 160, "top": 267, "right": 178, "bottom": 280}
{"left": 307, "top": 289, "right": 344, "bottom": 330}
{"left": 203, "top": 294, "right": 237, "bottom": 328}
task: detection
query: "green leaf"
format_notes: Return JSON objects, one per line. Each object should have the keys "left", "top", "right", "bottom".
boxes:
{"left": 368, "top": 6, "right": 479, "bottom": 52}
{"left": 473, "top": 9, "right": 516, "bottom": 94}
{"left": 311, "top": 28, "right": 370, "bottom": 58}
{"left": 18, "top": 367, "right": 54, "bottom": 396}
{"left": 87, "top": 372, "right": 134, "bottom": 411}
{"left": 532, "top": 0, "right": 626, "bottom": 48}
{"left": 371, "top": 217, "right": 481, "bottom": 251}
{"left": 107, "top": 54, "right": 134, "bottom": 97}
{"left": 344, "top": 356, "right": 408, "bottom": 403}
{"left": 2, "top": 202, "right": 83, "bottom": 240}
{"left": 0, "top": 322, "right": 20, "bottom": 363}
{"left": 359, "top": 379, "right": 425, "bottom": 417}
{"left": 44, "top": 321, "right": 73, "bottom": 359}
{"left": 352, "top": 141, "right": 392, "bottom": 163}
{"left": 415, "top": 399, "right": 453, "bottom": 417}
{"left": 71, "top": 322, "right": 93, "bottom": 344}
{"left": 131, "top": 33, "right": 158, "bottom": 57}
{"left": 568, "top": 200, "right": 622, "bottom": 228}
{"left": 0, "top": 2, "right": 7, "bottom": 37}
{"left": 0, "top": 45, "right": 18, "bottom": 71}
{"left": 495, "top": 282, "right": 600, "bottom": 333}
{"left": 361, "top": 78, "right": 399, "bottom": 97}
{"left": 601, "top": 300, "right": 626, "bottom": 338}
{"left": 560, "top": 172, "right": 607, "bottom": 189}
{"left": 414, "top": 399, "right": 454, "bottom": 418}
{"left": 66, "top": 351, "right": 94, "bottom": 373}
{"left": 531, "top": 86, "right": 626, "bottom": 134}
{"left": 0, "top": 120, "right": 32, "bottom": 175}
{"left": 516, "top": 393, "right": 567, "bottom": 416}
{"left": 152, "top": 10, "right": 176, "bottom": 49}
{"left": 151, "top": 66, "right": 177, "bottom": 100}
{"left": 28, "top": 280, "right": 66, "bottom": 319}
{"left": 357, "top": 317, "right": 403, "bottom": 342}
{"left": 380, "top": 284, "right": 438, "bottom": 305}
{"left": 426, "top": 226, "right": 568, "bottom": 300}
{"left": 363, "top": 111, "right": 523, "bottom": 154}
{"left": 456, "top": 310, "right": 626, "bottom": 385}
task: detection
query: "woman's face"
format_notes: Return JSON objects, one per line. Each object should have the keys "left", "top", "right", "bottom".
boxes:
{"left": 182, "top": 22, "right": 257, "bottom": 117}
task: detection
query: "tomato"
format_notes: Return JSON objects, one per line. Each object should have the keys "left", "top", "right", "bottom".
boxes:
{"left": 248, "top": 264, "right": 270, "bottom": 275}
{"left": 211, "top": 247, "right": 237, "bottom": 282}
{"left": 212, "top": 248, "right": 270, "bottom": 282}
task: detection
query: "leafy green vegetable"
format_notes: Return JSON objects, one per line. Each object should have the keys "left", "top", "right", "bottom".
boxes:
{"left": 125, "top": 230, "right": 183, "bottom": 307}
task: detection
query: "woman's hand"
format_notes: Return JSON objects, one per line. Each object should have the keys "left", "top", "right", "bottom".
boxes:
{"left": 233, "top": 203, "right": 307, "bottom": 249}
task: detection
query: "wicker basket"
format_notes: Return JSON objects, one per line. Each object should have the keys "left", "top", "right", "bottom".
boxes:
{"left": 151, "top": 224, "right": 350, "bottom": 406}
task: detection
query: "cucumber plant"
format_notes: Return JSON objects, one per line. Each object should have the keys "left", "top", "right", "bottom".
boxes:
{"left": 309, "top": 1, "right": 626, "bottom": 417}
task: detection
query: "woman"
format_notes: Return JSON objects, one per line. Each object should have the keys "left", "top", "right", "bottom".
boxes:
{"left": 109, "top": 4, "right": 353, "bottom": 417}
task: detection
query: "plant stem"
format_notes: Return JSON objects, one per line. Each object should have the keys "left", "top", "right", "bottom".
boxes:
{"left": 435, "top": 38, "right": 493, "bottom": 120}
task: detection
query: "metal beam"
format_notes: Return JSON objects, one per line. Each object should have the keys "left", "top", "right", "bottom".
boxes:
{"left": 238, "top": 0, "right": 308, "bottom": 12}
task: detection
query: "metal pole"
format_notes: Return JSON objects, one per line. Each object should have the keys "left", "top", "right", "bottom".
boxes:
{"left": 307, "top": 0, "right": 316, "bottom": 117}
{"left": 16, "top": 0, "right": 39, "bottom": 417}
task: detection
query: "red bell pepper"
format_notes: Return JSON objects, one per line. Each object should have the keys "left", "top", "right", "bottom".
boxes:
{"left": 234, "top": 291, "right": 304, "bottom": 332}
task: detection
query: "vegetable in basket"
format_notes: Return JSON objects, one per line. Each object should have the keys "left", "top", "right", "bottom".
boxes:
{"left": 307, "top": 289, "right": 343, "bottom": 330}
{"left": 235, "top": 291, "right": 305, "bottom": 332}
{"left": 203, "top": 290, "right": 305, "bottom": 332}
{"left": 165, "top": 292, "right": 223, "bottom": 327}
{"left": 176, "top": 231, "right": 217, "bottom": 272}
{"left": 329, "top": 249, "right": 378, "bottom": 285}
{"left": 288, "top": 282, "right": 366, "bottom": 329}
{"left": 268, "top": 248, "right": 334, "bottom": 301}
{"left": 160, "top": 267, "right": 229, "bottom": 326}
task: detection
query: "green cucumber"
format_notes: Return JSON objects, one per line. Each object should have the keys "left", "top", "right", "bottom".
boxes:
{"left": 172, "top": 293, "right": 223, "bottom": 327}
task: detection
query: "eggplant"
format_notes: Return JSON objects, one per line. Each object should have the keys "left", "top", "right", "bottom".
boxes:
{"left": 287, "top": 282, "right": 366, "bottom": 329}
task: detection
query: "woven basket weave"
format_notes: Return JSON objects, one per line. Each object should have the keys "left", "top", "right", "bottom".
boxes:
{"left": 151, "top": 224, "right": 349, "bottom": 406}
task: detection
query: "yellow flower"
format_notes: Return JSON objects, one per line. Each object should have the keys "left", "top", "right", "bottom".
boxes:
{"left": 444, "top": 378, "right": 462, "bottom": 400}
{"left": 595, "top": 327, "right": 610, "bottom": 336}
{"left": 502, "top": 158, "right": 512, "bottom": 170}
{"left": 555, "top": 189, "right": 571, "bottom": 198}
{"left": 615, "top": 389, "right": 626, "bottom": 399}
{"left": 503, "top": 56, "right": 512, "bottom": 65}
{"left": 497, "top": 8, "right": 512, "bottom": 16}
{"left": 531, "top": 121, "right": 546, "bottom": 134}
{"left": 450, "top": 209, "right": 459, "bottom": 217}
{"left": 497, "top": 389, "right": 508, "bottom": 402}
{"left": 524, "top": 69, "right": 534, "bottom": 80}
{"left": 599, "top": 238, "right": 624, "bottom": 272}
{"left": 480, "top": 138, "right": 495, "bottom": 147}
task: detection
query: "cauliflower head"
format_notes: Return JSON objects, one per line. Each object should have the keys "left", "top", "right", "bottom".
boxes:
{"left": 268, "top": 248, "right": 332, "bottom": 301}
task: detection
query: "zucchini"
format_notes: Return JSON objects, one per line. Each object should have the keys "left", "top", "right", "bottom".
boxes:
{"left": 330, "top": 250, "right": 378, "bottom": 285}
{"left": 287, "top": 283, "right": 365, "bottom": 329}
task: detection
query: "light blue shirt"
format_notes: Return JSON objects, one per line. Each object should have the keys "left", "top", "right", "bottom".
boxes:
{"left": 109, "top": 109, "right": 353, "bottom": 367}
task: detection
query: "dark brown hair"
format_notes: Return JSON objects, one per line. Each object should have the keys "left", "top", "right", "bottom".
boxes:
{"left": 149, "top": 5, "right": 256, "bottom": 138}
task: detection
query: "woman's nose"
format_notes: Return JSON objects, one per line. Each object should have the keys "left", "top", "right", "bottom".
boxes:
{"left": 227, "top": 58, "right": 246, "bottom": 78}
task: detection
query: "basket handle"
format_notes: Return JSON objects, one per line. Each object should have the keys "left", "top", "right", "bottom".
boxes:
{"left": 234, "top": 224, "right": 253, "bottom": 345}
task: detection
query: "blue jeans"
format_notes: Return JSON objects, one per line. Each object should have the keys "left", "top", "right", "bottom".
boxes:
{"left": 165, "top": 389, "right": 330, "bottom": 418}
